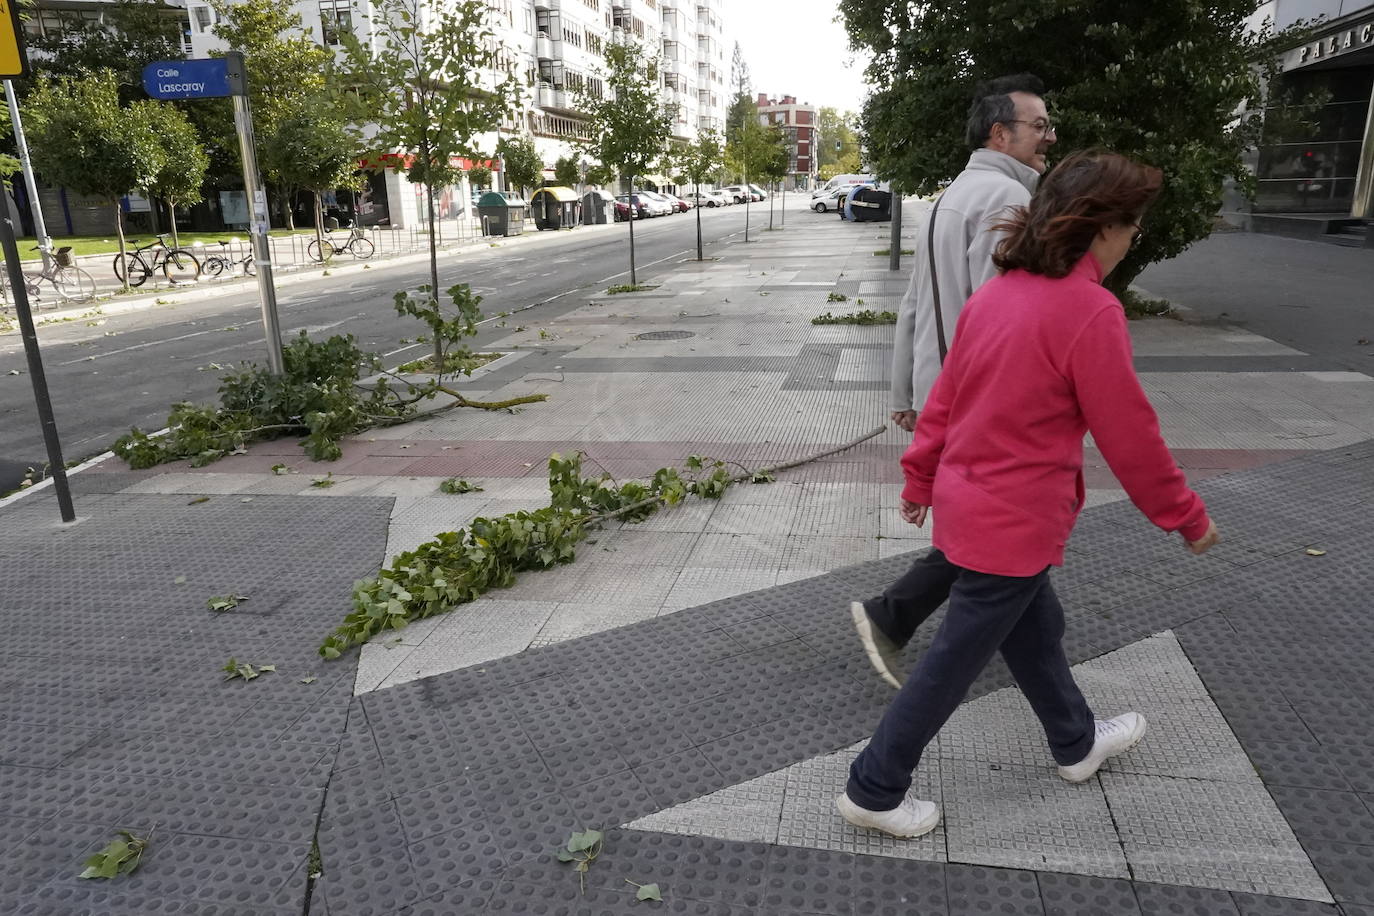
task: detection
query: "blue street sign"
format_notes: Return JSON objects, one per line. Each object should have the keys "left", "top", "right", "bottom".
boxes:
{"left": 141, "top": 59, "right": 232, "bottom": 100}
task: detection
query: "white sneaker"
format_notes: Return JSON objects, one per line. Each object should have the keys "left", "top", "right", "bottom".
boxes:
{"left": 1057, "top": 712, "right": 1148, "bottom": 784}
{"left": 850, "top": 601, "right": 903, "bottom": 689}
{"left": 835, "top": 792, "right": 940, "bottom": 838}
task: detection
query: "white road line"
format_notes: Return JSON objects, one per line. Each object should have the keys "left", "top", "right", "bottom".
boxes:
{"left": 597, "top": 248, "right": 693, "bottom": 284}
{"left": 56, "top": 325, "right": 237, "bottom": 365}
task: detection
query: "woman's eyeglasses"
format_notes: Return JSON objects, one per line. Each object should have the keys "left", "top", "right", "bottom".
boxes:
{"left": 1130, "top": 222, "right": 1144, "bottom": 247}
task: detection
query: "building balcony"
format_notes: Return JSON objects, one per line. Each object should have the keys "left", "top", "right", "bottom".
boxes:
{"left": 534, "top": 0, "right": 559, "bottom": 9}
{"left": 536, "top": 82, "right": 557, "bottom": 108}
{"left": 536, "top": 32, "right": 556, "bottom": 59}
{"left": 662, "top": 18, "right": 679, "bottom": 41}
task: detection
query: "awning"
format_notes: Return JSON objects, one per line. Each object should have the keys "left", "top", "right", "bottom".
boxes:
{"left": 639, "top": 174, "right": 670, "bottom": 185}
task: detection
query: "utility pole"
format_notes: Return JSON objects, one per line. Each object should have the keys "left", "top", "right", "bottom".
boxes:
{"left": 5, "top": 80, "right": 53, "bottom": 271}
{"left": 888, "top": 186, "right": 903, "bottom": 272}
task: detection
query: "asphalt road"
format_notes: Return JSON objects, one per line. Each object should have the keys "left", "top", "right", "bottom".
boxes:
{"left": 0, "top": 204, "right": 767, "bottom": 490}
{"left": 1138, "top": 231, "right": 1374, "bottom": 369}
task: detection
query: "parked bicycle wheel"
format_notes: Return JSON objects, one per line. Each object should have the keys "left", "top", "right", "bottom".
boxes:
{"left": 243, "top": 256, "right": 256, "bottom": 277}
{"left": 306, "top": 239, "right": 332, "bottom": 263}
{"left": 55, "top": 266, "right": 96, "bottom": 302}
{"left": 203, "top": 256, "right": 229, "bottom": 278}
{"left": 113, "top": 254, "right": 151, "bottom": 288}
{"left": 162, "top": 249, "right": 201, "bottom": 283}
{"left": 347, "top": 237, "right": 375, "bottom": 259}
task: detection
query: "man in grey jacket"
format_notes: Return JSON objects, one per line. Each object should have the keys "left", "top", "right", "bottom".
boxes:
{"left": 854, "top": 74, "right": 1057, "bottom": 691}
{"left": 889, "top": 74, "right": 1056, "bottom": 432}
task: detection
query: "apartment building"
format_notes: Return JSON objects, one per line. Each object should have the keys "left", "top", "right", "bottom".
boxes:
{"left": 179, "top": 0, "right": 728, "bottom": 224}
{"left": 756, "top": 93, "right": 817, "bottom": 191}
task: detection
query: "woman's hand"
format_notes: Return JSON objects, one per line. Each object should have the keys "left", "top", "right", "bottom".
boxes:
{"left": 900, "top": 499, "right": 929, "bottom": 527}
{"left": 1186, "top": 519, "right": 1220, "bottom": 555}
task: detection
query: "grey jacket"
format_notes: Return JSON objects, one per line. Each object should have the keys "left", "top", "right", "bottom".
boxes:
{"left": 890, "top": 149, "right": 1040, "bottom": 412}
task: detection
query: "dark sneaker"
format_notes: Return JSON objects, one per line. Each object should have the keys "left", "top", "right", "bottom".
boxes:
{"left": 836, "top": 792, "right": 940, "bottom": 838}
{"left": 1058, "top": 712, "right": 1148, "bottom": 783}
{"left": 850, "top": 601, "right": 902, "bottom": 689}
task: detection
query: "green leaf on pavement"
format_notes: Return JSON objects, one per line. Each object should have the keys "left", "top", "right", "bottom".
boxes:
{"left": 635, "top": 882, "right": 662, "bottom": 901}
{"left": 79, "top": 829, "right": 152, "bottom": 879}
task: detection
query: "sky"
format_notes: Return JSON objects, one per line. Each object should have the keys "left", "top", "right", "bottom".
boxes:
{"left": 724, "top": 0, "right": 872, "bottom": 114}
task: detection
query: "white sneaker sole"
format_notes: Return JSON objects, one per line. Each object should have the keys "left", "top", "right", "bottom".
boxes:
{"left": 835, "top": 793, "right": 940, "bottom": 838}
{"left": 850, "top": 601, "right": 902, "bottom": 689}
{"left": 1058, "top": 716, "right": 1148, "bottom": 784}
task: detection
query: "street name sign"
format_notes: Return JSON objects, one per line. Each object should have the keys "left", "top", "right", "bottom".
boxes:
{"left": 142, "top": 59, "right": 232, "bottom": 100}
{"left": 0, "top": 0, "right": 28, "bottom": 77}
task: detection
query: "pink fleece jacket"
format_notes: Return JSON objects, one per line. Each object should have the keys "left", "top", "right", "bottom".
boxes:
{"left": 902, "top": 253, "right": 1211, "bottom": 577}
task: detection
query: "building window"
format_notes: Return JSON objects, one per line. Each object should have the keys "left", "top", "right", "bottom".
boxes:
{"left": 319, "top": 0, "right": 352, "bottom": 45}
{"left": 587, "top": 32, "right": 603, "bottom": 54}
{"left": 192, "top": 5, "right": 214, "bottom": 33}
{"left": 582, "top": 0, "right": 599, "bottom": 9}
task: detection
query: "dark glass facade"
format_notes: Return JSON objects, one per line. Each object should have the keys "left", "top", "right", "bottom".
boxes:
{"left": 1255, "top": 65, "right": 1374, "bottom": 213}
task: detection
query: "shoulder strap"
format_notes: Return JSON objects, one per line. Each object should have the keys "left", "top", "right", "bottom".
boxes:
{"left": 927, "top": 193, "right": 949, "bottom": 363}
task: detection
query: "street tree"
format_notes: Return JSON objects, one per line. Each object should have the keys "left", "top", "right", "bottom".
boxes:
{"left": 724, "top": 92, "right": 755, "bottom": 149}
{"left": 756, "top": 124, "right": 790, "bottom": 229}
{"left": 261, "top": 95, "right": 364, "bottom": 252}
{"left": 137, "top": 100, "right": 211, "bottom": 249}
{"left": 572, "top": 38, "right": 674, "bottom": 285}
{"left": 816, "top": 107, "right": 861, "bottom": 179}
{"left": 839, "top": 0, "right": 1304, "bottom": 295}
{"left": 553, "top": 155, "right": 580, "bottom": 189}
{"left": 584, "top": 162, "right": 615, "bottom": 188}
{"left": 468, "top": 164, "right": 493, "bottom": 190}
{"left": 679, "top": 128, "right": 722, "bottom": 260}
{"left": 339, "top": 0, "right": 520, "bottom": 368}
{"left": 210, "top": 0, "right": 334, "bottom": 223}
{"left": 498, "top": 136, "right": 543, "bottom": 197}
{"left": 24, "top": 73, "right": 162, "bottom": 290}
{"left": 23, "top": 0, "right": 184, "bottom": 101}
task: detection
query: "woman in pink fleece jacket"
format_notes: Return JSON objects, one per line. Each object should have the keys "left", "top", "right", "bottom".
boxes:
{"left": 838, "top": 150, "right": 1221, "bottom": 839}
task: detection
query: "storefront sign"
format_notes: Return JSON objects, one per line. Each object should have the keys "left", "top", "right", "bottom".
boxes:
{"left": 1286, "top": 17, "right": 1374, "bottom": 70}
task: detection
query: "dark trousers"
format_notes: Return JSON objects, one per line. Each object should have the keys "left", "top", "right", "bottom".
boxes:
{"left": 864, "top": 547, "right": 961, "bottom": 646}
{"left": 847, "top": 551, "right": 1096, "bottom": 811}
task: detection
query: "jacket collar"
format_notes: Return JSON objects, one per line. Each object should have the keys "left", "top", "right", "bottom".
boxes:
{"left": 1074, "top": 252, "right": 1106, "bottom": 285}
{"left": 964, "top": 148, "right": 1041, "bottom": 195}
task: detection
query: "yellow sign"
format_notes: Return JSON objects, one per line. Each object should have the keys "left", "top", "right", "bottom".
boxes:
{"left": 0, "top": 0, "right": 28, "bottom": 78}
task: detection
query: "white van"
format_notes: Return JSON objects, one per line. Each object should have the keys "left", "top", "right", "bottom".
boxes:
{"left": 813, "top": 174, "right": 877, "bottom": 198}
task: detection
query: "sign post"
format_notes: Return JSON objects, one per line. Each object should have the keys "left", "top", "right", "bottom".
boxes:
{"left": 142, "top": 54, "right": 284, "bottom": 375}
{"left": 0, "top": 0, "right": 76, "bottom": 521}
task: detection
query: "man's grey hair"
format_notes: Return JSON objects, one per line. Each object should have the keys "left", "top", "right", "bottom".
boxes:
{"left": 965, "top": 73, "right": 1046, "bottom": 149}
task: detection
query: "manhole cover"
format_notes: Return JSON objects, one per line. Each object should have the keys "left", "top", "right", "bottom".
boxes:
{"left": 635, "top": 330, "right": 696, "bottom": 340}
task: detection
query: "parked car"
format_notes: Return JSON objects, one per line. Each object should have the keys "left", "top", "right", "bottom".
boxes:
{"left": 684, "top": 190, "right": 719, "bottom": 207}
{"left": 615, "top": 194, "right": 650, "bottom": 219}
{"left": 668, "top": 194, "right": 693, "bottom": 212}
{"left": 747, "top": 183, "right": 768, "bottom": 201}
{"left": 812, "top": 186, "right": 861, "bottom": 213}
{"left": 639, "top": 191, "right": 677, "bottom": 216}
{"left": 722, "top": 185, "right": 751, "bottom": 203}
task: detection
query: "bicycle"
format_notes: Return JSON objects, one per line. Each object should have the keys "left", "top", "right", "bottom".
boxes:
{"left": 200, "top": 239, "right": 256, "bottom": 279}
{"left": 306, "top": 225, "right": 375, "bottom": 263}
{"left": 3, "top": 246, "right": 97, "bottom": 304}
{"left": 112, "top": 235, "right": 201, "bottom": 287}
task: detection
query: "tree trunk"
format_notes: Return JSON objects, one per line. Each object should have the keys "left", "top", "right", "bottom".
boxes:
{"left": 113, "top": 202, "right": 129, "bottom": 292}
{"left": 695, "top": 179, "right": 703, "bottom": 261}
{"left": 283, "top": 189, "right": 295, "bottom": 231}
{"left": 427, "top": 180, "right": 442, "bottom": 369}
{"left": 768, "top": 183, "right": 774, "bottom": 230}
{"left": 313, "top": 190, "right": 325, "bottom": 259}
{"left": 627, "top": 174, "right": 637, "bottom": 286}
{"left": 744, "top": 167, "right": 751, "bottom": 243}
{"left": 166, "top": 200, "right": 180, "bottom": 250}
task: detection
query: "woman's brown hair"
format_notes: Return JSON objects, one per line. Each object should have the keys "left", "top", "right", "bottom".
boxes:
{"left": 992, "top": 149, "right": 1163, "bottom": 277}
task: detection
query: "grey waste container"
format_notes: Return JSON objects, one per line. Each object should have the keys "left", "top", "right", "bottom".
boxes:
{"left": 529, "top": 186, "right": 581, "bottom": 231}
{"left": 477, "top": 191, "right": 528, "bottom": 236}
{"left": 581, "top": 189, "right": 615, "bottom": 225}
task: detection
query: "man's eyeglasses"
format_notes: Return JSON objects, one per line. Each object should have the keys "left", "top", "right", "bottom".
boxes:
{"left": 1003, "top": 119, "right": 1056, "bottom": 137}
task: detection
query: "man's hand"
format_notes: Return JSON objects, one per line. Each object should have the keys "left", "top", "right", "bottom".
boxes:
{"left": 1186, "top": 519, "right": 1220, "bottom": 555}
{"left": 899, "top": 499, "right": 928, "bottom": 527}
{"left": 891, "top": 409, "right": 918, "bottom": 432}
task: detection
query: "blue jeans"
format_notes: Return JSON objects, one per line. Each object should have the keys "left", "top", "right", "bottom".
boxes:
{"left": 847, "top": 554, "right": 1095, "bottom": 810}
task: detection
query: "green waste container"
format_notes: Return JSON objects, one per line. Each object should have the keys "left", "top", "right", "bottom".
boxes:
{"left": 477, "top": 191, "right": 528, "bottom": 236}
